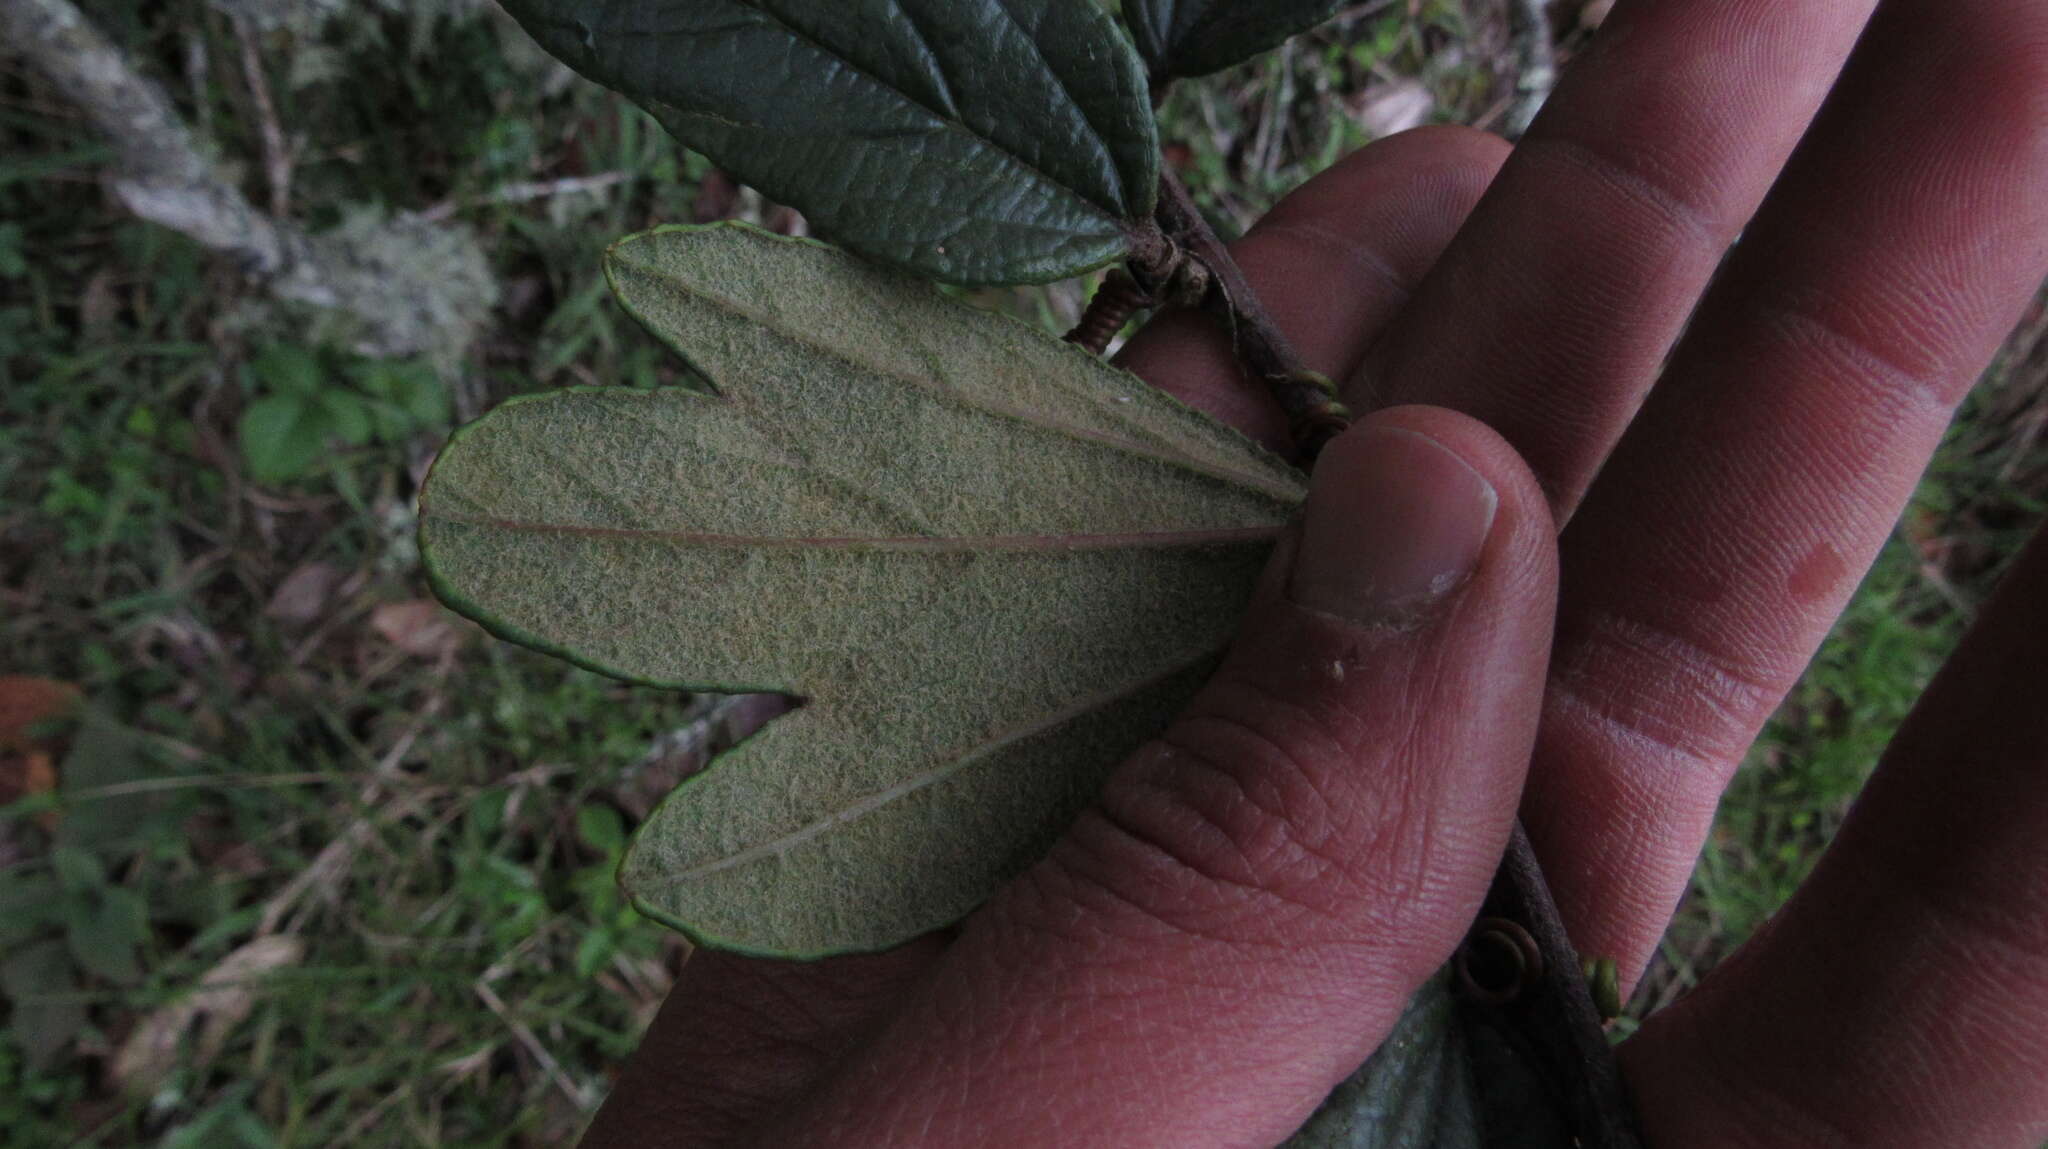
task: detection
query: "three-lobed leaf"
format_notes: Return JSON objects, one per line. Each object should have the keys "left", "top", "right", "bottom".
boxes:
{"left": 1125, "top": 0, "right": 1350, "bottom": 80}
{"left": 420, "top": 223, "right": 1305, "bottom": 956}
{"left": 499, "top": 0, "right": 1160, "bottom": 286}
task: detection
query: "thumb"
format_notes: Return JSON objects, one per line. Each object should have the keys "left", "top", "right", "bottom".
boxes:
{"left": 761, "top": 406, "right": 1559, "bottom": 1149}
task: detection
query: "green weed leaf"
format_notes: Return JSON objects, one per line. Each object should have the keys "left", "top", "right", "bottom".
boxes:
{"left": 251, "top": 344, "right": 324, "bottom": 395}
{"left": 63, "top": 886, "right": 148, "bottom": 986}
{"left": 0, "top": 873, "right": 61, "bottom": 949}
{"left": 498, "top": 0, "right": 1160, "bottom": 285}
{"left": 320, "top": 391, "right": 375, "bottom": 448}
{"left": 420, "top": 224, "right": 1304, "bottom": 955}
{"left": 49, "top": 845, "right": 106, "bottom": 895}
{"left": 576, "top": 805, "right": 626, "bottom": 855}
{"left": 1126, "top": 0, "right": 1348, "bottom": 79}
{"left": 238, "top": 395, "right": 329, "bottom": 484}
{"left": 0, "top": 940, "right": 85, "bottom": 1070}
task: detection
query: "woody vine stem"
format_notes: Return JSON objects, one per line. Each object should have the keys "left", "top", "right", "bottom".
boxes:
{"left": 1071, "top": 166, "right": 1647, "bottom": 1149}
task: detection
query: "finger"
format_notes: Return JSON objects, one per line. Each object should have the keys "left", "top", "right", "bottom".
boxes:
{"left": 579, "top": 938, "right": 946, "bottom": 1148}
{"left": 756, "top": 407, "right": 1558, "bottom": 1147}
{"left": 1622, "top": 523, "right": 2048, "bottom": 1148}
{"left": 1119, "top": 126, "right": 1511, "bottom": 448}
{"left": 1516, "top": 0, "right": 2048, "bottom": 974}
{"left": 1361, "top": 0, "right": 1878, "bottom": 513}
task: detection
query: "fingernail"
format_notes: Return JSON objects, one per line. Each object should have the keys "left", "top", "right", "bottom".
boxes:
{"left": 1288, "top": 423, "right": 1498, "bottom": 623}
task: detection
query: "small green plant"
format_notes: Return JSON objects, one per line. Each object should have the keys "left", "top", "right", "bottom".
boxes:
{"left": 238, "top": 345, "right": 447, "bottom": 485}
{"left": 421, "top": 1, "right": 1633, "bottom": 1143}
{"left": 568, "top": 804, "right": 646, "bottom": 979}
{"left": 0, "top": 704, "right": 183, "bottom": 1073}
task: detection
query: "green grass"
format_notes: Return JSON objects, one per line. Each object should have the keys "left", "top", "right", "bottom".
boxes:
{"left": 1, "top": 3, "right": 2043, "bottom": 1145}
{"left": 2, "top": 9, "right": 708, "bottom": 1143}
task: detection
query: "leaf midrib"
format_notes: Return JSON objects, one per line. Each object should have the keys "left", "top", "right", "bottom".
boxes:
{"left": 425, "top": 514, "right": 1285, "bottom": 552}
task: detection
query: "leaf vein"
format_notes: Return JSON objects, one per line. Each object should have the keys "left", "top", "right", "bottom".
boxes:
{"left": 656, "top": 646, "right": 1229, "bottom": 886}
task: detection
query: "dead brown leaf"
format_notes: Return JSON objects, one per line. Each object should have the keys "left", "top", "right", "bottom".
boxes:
{"left": 0, "top": 677, "right": 79, "bottom": 851}
{"left": 265, "top": 561, "right": 346, "bottom": 627}
{"left": 0, "top": 749, "right": 57, "bottom": 810}
{"left": 369, "top": 599, "right": 465, "bottom": 660}
{"left": 690, "top": 169, "right": 741, "bottom": 223}
{"left": 1348, "top": 79, "right": 1436, "bottom": 139}
{"left": 0, "top": 676, "right": 82, "bottom": 752}
{"left": 110, "top": 936, "right": 305, "bottom": 1097}
{"left": 80, "top": 270, "right": 120, "bottom": 337}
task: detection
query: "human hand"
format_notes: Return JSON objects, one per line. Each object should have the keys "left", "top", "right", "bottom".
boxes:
{"left": 585, "top": 0, "right": 2048, "bottom": 1144}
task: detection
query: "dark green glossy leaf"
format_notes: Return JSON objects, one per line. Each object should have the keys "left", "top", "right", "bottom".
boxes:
{"left": 420, "top": 224, "right": 1304, "bottom": 956}
{"left": 1125, "top": 0, "right": 1348, "bottom": 79}
{"left": 500, "top": 0, "right": 1160, "bottom": 285}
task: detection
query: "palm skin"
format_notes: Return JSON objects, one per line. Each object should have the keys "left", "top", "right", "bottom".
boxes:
{"left": 584, "top": 0, "right": 2048, "bottom": 1144}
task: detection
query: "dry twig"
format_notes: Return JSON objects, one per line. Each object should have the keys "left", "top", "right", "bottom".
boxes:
{"left": 231, "top": 13, "right": 293, "bottom": 218}
{"left": 0, "top": 0, "right": 495, "bottom": 361}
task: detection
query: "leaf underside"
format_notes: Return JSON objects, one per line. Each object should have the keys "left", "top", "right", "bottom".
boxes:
{"left": 1285, "top": 975, "right": 1482, "bottom": 1148}
{"left": 1285, "top": 972, "right": 1583, "bottom": 1148}
{"left": 420, "top": 224, "right": 1304, "bottom": 956}
{"left": 499, "top": 0, "right": 1160, "bottom": 286}
{"left": 1125, "top": 0, "right": 1350, "bottom": 80}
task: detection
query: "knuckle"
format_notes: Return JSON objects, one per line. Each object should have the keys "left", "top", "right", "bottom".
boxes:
{"left": 1747, "top": 288, "right": 1957, "bottom": 414}
{"left": 1520, "top": 130, "right": 1726, "bottom": 246}
{"left": 1024, "top": 674, "right": 1424, "bottom": 946}
{"left": 1549, "top": 605, "right": 1782, "bottom": 780}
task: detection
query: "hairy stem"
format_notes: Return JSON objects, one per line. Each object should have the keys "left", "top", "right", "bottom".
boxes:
{"left": 1146, "top": 170, "right": 1352, "bottom": 467}
{"left": 1064, "top": 270, "right": 1156, "bottom": 356}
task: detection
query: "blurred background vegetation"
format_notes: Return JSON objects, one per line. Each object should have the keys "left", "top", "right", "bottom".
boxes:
{"left": 0, "top": 1, "right": 2042, "bottom": 1144}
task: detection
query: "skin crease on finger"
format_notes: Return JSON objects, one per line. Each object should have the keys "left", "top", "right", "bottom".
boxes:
{"left": 1354, "top": 0, "right": 1882, "bottom": 511}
